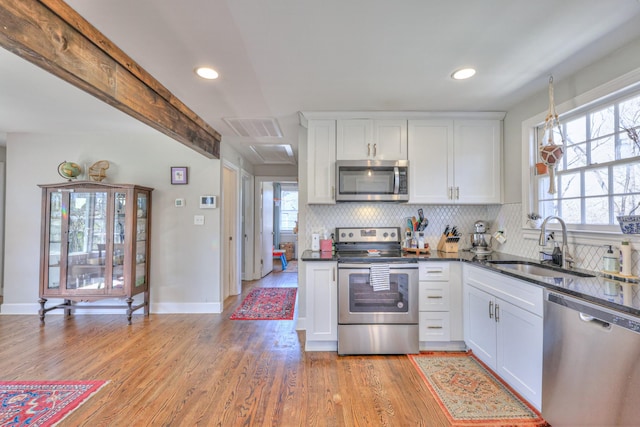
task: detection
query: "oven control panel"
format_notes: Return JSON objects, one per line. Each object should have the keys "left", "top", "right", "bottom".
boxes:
{"left": 336, "top": 227, "right": 400, "bottom": 243}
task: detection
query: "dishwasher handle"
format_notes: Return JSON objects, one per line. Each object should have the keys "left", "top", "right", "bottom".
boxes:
{"left": 547, "top": 292, "right": 640, "bottom": 334}
{"left": 579, "top": 312, "right": 611, "bottom": 330}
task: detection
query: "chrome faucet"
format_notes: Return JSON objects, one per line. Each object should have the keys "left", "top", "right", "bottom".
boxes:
{"left": 538, "top": 216, "right": 573, "bottom": 269}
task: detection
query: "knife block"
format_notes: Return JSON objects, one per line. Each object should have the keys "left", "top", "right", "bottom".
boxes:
{"left": 437, "top": 235, "right": 459, "bottom": 253}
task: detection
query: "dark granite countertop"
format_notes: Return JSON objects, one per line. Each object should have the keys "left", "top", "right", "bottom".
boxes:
{"left": 300, "top": 249, "right": 640, "bottom": 317}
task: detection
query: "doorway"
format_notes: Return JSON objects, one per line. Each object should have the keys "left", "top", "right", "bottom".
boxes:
{"left": 252, "top": 177, "right": 299, "bottom": 281}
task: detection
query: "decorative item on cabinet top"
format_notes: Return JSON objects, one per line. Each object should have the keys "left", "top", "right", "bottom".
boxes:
{"left": 88, "top": 160, "right": 110, "bottom": 182}
{"left": 57, "top": 160, "right": 82, "bottom": 181}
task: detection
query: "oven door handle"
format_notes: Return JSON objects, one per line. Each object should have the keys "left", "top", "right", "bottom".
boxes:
{"left": 338, "top": 263, "right": 418, "bottom": 270}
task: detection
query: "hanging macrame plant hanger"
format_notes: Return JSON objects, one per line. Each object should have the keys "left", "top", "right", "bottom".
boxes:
{"left": 539, "top": 76, "right": 565, "bottom": 194}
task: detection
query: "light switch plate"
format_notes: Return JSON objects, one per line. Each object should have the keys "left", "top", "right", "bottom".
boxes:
{"left": 194, "top": 215, "right": 205, "bottom": 225}
{"left": 175, "top": 198, "right": 185, "bottom": 207}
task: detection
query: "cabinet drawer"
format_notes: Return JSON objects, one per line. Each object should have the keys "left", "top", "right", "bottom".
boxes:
{"left": 419, "top": 262, "right": 450, "bottom": 281}
{"left": 419, "top": 282, "right": 450, "bottom": 311}
{"left": 464, "top": 264, "right": 544, "bottom": 316}
{"left": 419, "top": 312, "right": 451, "bottom": 341}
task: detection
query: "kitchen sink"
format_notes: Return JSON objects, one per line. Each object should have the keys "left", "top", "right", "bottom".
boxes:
{"left": 486, "top": 261, "right": 595, "bottom": 279}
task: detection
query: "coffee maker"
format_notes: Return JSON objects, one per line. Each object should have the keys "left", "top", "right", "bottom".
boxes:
{"left": 470, "top": 220, "right": 491, "bottom": 254}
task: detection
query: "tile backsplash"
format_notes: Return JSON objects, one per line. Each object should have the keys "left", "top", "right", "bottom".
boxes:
{"left": 303, "top": 202, "right": 639, "bottom": 275}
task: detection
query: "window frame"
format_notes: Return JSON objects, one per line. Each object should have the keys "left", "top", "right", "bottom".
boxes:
{"left": 522, "top": 70, "right": 640, "bottom": 245}
{"left": 279, "top": 186, "right": 298, "bottom": 233}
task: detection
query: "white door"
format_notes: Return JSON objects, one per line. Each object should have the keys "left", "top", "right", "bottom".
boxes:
{"left": 407, "top": 120, "right": 454, "bottom": 203}
{"left": 463, "top": 284, "right": 497, "bottom": 369}
{"left": 260, "top": 182, "right": 274, "bottom": 277}
{"left": 496, "top": 299, "right": 543, "bottom": 408}
{"left": 223, "top": 165, "right": 240, "bottom": 297}
{"left": 453, "top": 119, "right": 502, "bottom": 204}
{"left": 241, "top": 172, "right": 254, "bottom": 281}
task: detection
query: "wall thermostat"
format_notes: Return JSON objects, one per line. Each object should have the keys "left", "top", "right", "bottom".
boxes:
{"left": 200, "top": 195, "right": 217, "bottom": 209}
{"left": 175, "top": 198, "right": 185, "bottom": 207}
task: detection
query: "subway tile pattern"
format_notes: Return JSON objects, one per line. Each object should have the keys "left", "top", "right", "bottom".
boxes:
{"left": 304, "top": 203, "right": 491, "bottom": 250}
{"left": 303, "top": 201, "right": 639, "bottom": 275}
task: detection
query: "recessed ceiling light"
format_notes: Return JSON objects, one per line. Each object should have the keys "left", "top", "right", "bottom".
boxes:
{"left": 195, "top": 67, "right": 219, "bottom": 80}
{"left": 451, "top": 68, "right": 476, "bottom": 80}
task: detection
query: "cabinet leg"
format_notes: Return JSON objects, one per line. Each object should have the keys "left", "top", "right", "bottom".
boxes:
{"left": 38, "top": 298, "right": 47, "bottom": 325}
{"left": 126, "top": 297, "right": 134, "bottom": 325}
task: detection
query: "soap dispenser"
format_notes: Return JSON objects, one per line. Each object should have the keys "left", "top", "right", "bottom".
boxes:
{"left": 603, "top": 245, "right": 619, "bottom": 273}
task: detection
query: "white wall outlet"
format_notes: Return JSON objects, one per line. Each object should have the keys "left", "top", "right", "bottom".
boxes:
{"left": 194, "top": 215, "right": 205, "bottom": 225}
{"left": 175, "top": 198, "right": 185, "bottom": 207}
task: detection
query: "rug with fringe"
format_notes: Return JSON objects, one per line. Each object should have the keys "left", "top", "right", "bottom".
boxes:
{"left": 230, "top": 287, "right": 297, "bottom": 320}
{"left": 409, "top": 352, "right": 549, "bottom": 427}
{"left": 0, "top": 380, "right": 108, "bottom": 426}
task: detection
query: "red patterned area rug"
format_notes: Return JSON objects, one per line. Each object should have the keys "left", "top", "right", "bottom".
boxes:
{"left": 230, "top": 287, "right": 297, "bottom": 320}
{"left": 0, "top": 380, "right": 108, "bottom": 426}
{"left": 409, "top": 352, "right": 549, "bottom": 427}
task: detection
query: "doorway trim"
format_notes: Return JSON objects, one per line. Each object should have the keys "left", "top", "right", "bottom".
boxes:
{"left": 252, "top": 175, "right": 297, "bottom": 281}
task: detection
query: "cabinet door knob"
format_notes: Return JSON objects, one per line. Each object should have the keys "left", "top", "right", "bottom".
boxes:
{"left": 367, "top": 143, "right": 371, "bottom": 156}
{"left": 373, "top": 143, "right": 377, "bottom": 157}
{"left": 495, "top": 304, "right": 500, "bottom": 322}
{"left": 489, "top": 300, "right": 494, "bottom": 319}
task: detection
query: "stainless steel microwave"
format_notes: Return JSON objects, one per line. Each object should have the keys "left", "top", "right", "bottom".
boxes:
{"left": 335, "top": 160, "right": 409, "bottom": 202}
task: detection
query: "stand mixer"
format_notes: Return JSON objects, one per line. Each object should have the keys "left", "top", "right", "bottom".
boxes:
{"left": 470, "top": 220, "right": 491, "bottom": 255}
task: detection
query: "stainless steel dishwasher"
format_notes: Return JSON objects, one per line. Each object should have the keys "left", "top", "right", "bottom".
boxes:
{"left": 543, "top": 291, "right": 640, "bottom": 426}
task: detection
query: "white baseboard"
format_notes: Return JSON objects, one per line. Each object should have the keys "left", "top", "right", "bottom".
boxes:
{"left": 152, "top": 302, "right": 222, "bottom": 314}
{"left": 305, "top": 341, "right": 338, "bottom": 352}
{"left": 295, "top": 316, "right": 306, "bottom": 331}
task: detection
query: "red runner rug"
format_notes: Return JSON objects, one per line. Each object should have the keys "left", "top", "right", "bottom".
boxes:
{"left": 0, "top": 380, "right": 108, "bottom": 426}
{"left": 409, "top": 352, "right": 549, "bottom": 427}
{"left": 230, "top": 287, "right": 297, "bottom": 320}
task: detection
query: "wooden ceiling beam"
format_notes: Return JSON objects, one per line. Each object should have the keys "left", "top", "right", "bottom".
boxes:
{"left": 0, "top": 0, "right": 220, "bottom": 158}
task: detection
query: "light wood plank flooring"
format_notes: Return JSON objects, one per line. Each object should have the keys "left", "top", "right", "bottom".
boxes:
{"left": 0, "top": 268, "right": 450, "bottom": 426}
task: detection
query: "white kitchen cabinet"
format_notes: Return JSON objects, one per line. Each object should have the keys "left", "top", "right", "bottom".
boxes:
{"left": 408, "top": 119, "right": 502, "bottom": 204}
{"left": 337, "top": 119, "right": 407, "bottom": 160}
{"left": 307, "top": 120, "right": 336, "bottom": 204}
{"left": 463, "top": 264, "right": 543, "bottom": 409}
{"left": 305, "top": 261, "right": 338, "bottom": 351}
{"left": 418, "top": 262, "right": 464, "bottom": 350}
{"left": 453, "top": 119, "right": 502, "bottom": 204}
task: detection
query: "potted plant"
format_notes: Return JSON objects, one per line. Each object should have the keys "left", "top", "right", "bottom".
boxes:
{"left": 527, "top": 213, "right": 543, "bottom": 229}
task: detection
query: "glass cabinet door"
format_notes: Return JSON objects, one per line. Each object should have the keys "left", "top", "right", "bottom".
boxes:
{"left": 135, "top": 192, "right": 148, "bottom": 288}
{"left": 47, "top": 192, "right": 63, "bottom": 290}
{"left": 112, "top": 192, "right": 126, "bottom": 289}
{"left": 66, "top": 191, "right": 108, "bottom": 291}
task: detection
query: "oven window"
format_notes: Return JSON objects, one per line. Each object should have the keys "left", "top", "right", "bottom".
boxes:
{"left": 347, "top": 272, "right": 409, "bottom": 313}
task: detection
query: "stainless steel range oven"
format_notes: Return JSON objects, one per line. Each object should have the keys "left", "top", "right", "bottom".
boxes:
{"left": 335, "top": 227, "right": 419, "bottom": 355}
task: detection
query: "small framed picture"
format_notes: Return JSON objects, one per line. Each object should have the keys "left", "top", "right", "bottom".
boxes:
{"left": 171, "top": 167, "right": 188, "bottom": 185}
{"left": 200, "top": 195, "right": 217, "bottom": 209}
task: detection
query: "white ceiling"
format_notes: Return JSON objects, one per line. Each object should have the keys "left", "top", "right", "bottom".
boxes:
{"left": 3, "top": 0, "right": 640, "bottom": 165}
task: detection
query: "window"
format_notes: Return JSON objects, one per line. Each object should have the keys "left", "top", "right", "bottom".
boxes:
{"left": 280, "top": 188, "right": 298, "bottom": 232}
{"left": 534, "top": 90, "right": 640, "bottom": 229}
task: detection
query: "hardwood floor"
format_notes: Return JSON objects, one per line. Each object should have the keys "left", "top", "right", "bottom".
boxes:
{"left": 0, "top": 267, "right": 450, "bottom": 426}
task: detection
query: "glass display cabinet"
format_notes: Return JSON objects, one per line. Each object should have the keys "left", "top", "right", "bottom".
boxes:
{"left": 38, "top": 182, "right": 153, "bottom": 324}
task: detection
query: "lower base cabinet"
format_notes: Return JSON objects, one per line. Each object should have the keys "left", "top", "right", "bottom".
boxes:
{"left": 463, "top": 264, "right": 543, "bottom": 410}
{"left": 419, "top": 262, "right": 465, "bottom": 351}
{"left": 305, "top": 261, "right": 338, "bottom": 351}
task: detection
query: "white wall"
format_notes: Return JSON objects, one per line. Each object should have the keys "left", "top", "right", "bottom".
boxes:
{"left": 503, "top": 36, "right": 640, "bottom": 204}
{"left": 1, "top": 131, "right": 226, "bottom": 314}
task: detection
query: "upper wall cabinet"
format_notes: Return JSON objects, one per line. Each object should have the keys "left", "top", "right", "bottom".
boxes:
{"left": 307, "top": 119, "right": 337, "bottom": 204}
{"left": 408, "top": 118, "right": 502, "bottom": 204}
{"left": 336, "top": 119, "right": 407, "bottom": 160}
